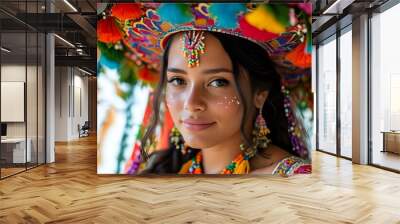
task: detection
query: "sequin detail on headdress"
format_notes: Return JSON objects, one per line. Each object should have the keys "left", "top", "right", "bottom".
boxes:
{"left": 181, "top": 30, "right": 206, "bottom": 67}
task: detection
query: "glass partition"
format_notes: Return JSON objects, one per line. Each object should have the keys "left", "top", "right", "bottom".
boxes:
{"left": 0, "top": 0, "right": 46, "bottom": 179}
{"left": 370, "top": 3, "right": 400, "bottom": 171}
{"left": 339, "top": 26, "right": 352, "bottom": 158}
{"left": 1, "top": 30, "right": 28, "bottom": 177}
{"left": 317, "top": 35, "right": 337, "bottom": 155}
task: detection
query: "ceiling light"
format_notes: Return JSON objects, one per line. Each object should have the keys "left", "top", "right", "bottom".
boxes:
{"left": 1, "top": 47, "right": 11, "bottom": 53}
{"left": 54, "top": 34, "right": 75, "bottom": 48}
{"left": 63, "top": 0, "right": 78, "bottom": 12}
{"left": 78, "top": 67, "right": 93, "bottom": 76}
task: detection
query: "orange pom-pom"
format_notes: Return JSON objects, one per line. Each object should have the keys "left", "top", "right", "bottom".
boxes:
{"left": 285, "top": 42, "right": 311, "bottom": 68}
{"left": 138, "top": 67, "right": 159, "bottom": 84}
{"left": 111, "top": 3, "right": 143, "bottom": 21}
{"left": 194, "top": 168, "right": 202, "bottom": 174}
{"left": 97, "top": 17, "right": 122, "bottom": 44}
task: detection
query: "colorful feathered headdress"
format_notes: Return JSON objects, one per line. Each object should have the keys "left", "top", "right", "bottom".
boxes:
{"left": 98, "top": 3, "right": 313, "bottom": 160}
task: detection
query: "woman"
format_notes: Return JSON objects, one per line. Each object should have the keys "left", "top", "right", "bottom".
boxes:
{"left": 120, "top": 3, "right": 312, "bottom": 175}
{"left": 137, "top": 30, "right": 310, "bottom": 175}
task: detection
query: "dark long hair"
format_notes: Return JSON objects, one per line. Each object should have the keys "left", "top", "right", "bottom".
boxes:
{"left": 139, "top": 32, "right": 296, "bottom": 174}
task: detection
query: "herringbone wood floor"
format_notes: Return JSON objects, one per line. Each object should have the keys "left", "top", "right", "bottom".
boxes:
{"left": 1, "top": 135, "right": 400, "bottom": 224}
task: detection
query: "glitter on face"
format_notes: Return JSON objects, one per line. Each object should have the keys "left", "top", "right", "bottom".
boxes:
{"left": 216, "top": 96, "right": 241, "bottom": 109}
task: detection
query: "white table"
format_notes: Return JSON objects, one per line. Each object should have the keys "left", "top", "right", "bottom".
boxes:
{"left": 1, "top": 138, "right": 31, "bottom": 163}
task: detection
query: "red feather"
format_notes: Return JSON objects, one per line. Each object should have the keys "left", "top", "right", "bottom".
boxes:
{"left": 138, "top": 67, "right": 159, "bottom": 83}
{"left": 111, "top": 3, "right": 143, "bottom": 21}
{"left": 285, "top": 42, "right": 311, "bottom": 69}
{"left": 238, "top": 16, "right": 279, "bottom": 42}
{"left": 97, "top": 17, "right": 122, "bottom": 44}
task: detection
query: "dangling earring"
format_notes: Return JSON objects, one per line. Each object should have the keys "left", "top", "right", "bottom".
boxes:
{"left": 240, "top": 143, "right": 254, "bottom": 159}
{"left": 253, "top": 102, "right": 271, "bottom": 150}
{"left": 170, "top": 126, "right": 188, "bottom": 155}
{"left": 240, "top": 105, "right": 271, "bottom": 158}
{"left": 241, "top": 102, "right": 271, "bottom": 158}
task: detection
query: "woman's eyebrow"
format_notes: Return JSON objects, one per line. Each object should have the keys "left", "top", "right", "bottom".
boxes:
{"left": 202, "top": 68, "right": 233, "bottom": 75}
{"left": 167, "top": 68, "right": 186, "bottom": 74}
{"left": 166, "top": 67, "right": 232, "bottom": 75}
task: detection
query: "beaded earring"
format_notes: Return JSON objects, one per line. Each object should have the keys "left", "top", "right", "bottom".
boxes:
{"left": 181, "top": 30, "right": 206, "bottom": 68}
{"left": 253, "top": 103, "right": 271, "bottom": 150}
{"left": 169, "top": 126, "right": 188, "bottom": 155}
{"left": 240, "top": 102, "right": 271, "bottom": 158}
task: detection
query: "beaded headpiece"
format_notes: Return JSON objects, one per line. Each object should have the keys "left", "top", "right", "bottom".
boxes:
{"left": 104, "top": 3, "right": 313, "bottom": 160}
{"left": 181, "top": 30, "right": 206, "bottom": 67}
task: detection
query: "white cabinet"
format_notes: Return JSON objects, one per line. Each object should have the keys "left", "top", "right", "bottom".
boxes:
{"left": 1, "top": 138, "right": 32, "bottom": 163}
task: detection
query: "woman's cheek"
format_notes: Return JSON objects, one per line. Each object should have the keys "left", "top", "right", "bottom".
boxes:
{"left": 165, "top": 90, "right": 184, "bottom": 119}
{"left": 215, "top": 95, "right": 241, "bottom": 112}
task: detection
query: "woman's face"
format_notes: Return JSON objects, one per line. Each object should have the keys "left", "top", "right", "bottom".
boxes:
{"left": 165, "top": 32, "right": 254, "bottom": 149}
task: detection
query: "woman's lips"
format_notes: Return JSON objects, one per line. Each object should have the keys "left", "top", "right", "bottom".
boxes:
{"left": 182, "top": 120, "right": 216, "bottom": 131}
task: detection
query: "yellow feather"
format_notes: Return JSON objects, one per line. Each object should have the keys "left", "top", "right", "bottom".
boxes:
{"left": 244, "top": 5, "right": 285, "bottom": 34}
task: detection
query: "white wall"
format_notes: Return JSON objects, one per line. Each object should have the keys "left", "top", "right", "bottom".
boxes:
{"left": 55, "top": 66, "right": 69, "bottom": 141}
{"left": 1, "top": 65, "right": 38, "bottom": 138}
{"left": 1, "top": 64, "right": 46, "bottom": 164}
{"left": 54, "top": 66, "right": 89, "bottom": 141}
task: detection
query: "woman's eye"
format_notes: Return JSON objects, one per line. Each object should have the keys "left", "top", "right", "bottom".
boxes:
{"left": 167, "top": 77, "right": 186, "bottom": 86}
{"left": 209, "top": 79, "right": 229, "bottom": 88}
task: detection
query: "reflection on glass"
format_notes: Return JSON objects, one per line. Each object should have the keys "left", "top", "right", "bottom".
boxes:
{"left": 27, "top": 31, "right": 38, "bottom": 169}
{"left": 371, "top": 3, "right": 400, "bottom": 171}
{"left": 318, "top": 36, "right": 337, "bottom": 154}
{"left": 0, "top": 0, "right": 47, "bottom": 179}
{"left": 340, "top": 28, "right": 352, "bottom": 158}
{"left": 1, "top": 31, "right": 27, "bottom": 177}
{"left": 38, "top": 32, "right": 46, "bottom": 165}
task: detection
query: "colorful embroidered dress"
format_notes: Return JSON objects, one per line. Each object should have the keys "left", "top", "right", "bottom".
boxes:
{"left": 272, "top": 156, "right": 311, "bottom": 176}
{"left": 178, "top": 151, "right": 311, "bottom": 176}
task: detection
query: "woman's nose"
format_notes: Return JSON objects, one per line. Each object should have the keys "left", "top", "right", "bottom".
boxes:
{"left": 183, "top": 84, "right": 206, "bottom": 113}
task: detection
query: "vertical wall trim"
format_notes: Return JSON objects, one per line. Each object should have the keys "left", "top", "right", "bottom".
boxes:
{"left": 25, "top": 7, "right": 28, "bottom": 170}
{"left": 72, "top": 68, "right": 75, "bottom": 118}
{"left": 0, "top": 23, "right": 2, "bottom": 179}
{"left": 37, "top": 28, "right": 39, "bottom": 167}
{"left": 68, "top": 68, "right": 71, "bottom": 118}
{"left": 352, "top": 14, "right": 369, "bottom": 164}
{"left": 59, "top": 68, "right": 62, "bottom": 117}
{"left": 80, "top": 88, "right": 82, "bottom": 117}
{"left": 45, "top": 0, "right": 55, "bottom": 165}
{"left": 367, "top": 11, "right": 373, "bottom": 165}
{"left": 336, "top": 23, "right": 341, "bottom": 157}
{"left": 44, "top": 33, "right": 47, "bottom": 164}
{"left": 315, "top": 44, "right": 320, "bottom": 151}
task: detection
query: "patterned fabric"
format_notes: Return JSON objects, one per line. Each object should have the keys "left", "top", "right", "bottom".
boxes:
{"left": 123, "top": 3, "right": 311, "bottom": 72}
{"left": 272, "top": 156, "right": 311, "bottom": 177}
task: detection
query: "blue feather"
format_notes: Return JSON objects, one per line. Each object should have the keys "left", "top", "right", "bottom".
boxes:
{"left": 99, "top": 55, "right": 119, "bottom": 70}
{"left": 208, "top": 3, "right": 247, "bottom": 29}
{"left": 157, "top": 3, "right": 193, "bottom": 25}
